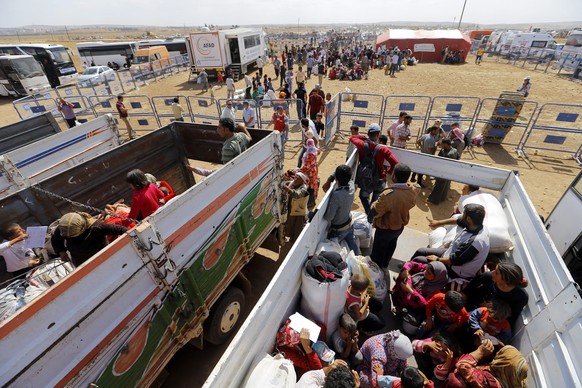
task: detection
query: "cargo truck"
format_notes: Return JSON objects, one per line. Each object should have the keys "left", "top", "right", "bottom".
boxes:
{"left": 0, "top": 121, "right": 284, "bottom": 386}
{"left": 186, "top": 28, "right": 266, "bottom": 81}
{"left": 205, "top": 148, "right": 582, "bottom": 388}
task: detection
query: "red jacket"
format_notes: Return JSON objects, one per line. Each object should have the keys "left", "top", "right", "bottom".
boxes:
{"left": 349, "top": 135, "right": 399, "bottom": 178}
{"left": 128, "top": 183, "right": 164, "bottom": 221}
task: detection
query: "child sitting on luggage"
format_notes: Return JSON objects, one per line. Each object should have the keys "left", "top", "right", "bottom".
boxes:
{"left": 468, "top": 299, "right": 512, "bottom": 345}
{"left": 346, "top": 273, "right": 385, "bottom": 333}
{"left": 422, "top": 291, "right": 469, "bottom": 336}
{"left": 283, "top": 171, "right": 309, "bottom": 242}
{"left": 331, "top": 313, "right": 363, "bottom": 368}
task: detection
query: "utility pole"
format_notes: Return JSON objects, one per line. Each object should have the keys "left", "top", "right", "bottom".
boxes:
{"left": 64, "top": 25, "right": 71, "bottom": 41}
{"left": 457, "top": 0, "right": 468, "bottom": 30}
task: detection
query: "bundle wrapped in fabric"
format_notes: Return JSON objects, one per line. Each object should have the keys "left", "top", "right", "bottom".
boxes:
{"left": 301, "top": 251, "right": 349, "bottom": 341}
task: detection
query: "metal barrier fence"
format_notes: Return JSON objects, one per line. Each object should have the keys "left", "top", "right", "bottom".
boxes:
{"left": 323, "top": 92, "right": 341, "bottom": 146}
{"left": 151, "top": 95, "right": 193, "bottom": 126}
{"left": 186, "top": 96, "right": 220, "bottom": 125}
{"left": 10, "top": 92, "right": 582, "bottom": 164}
{"left": 217, "top": 98, "right": 260, "bottom": 127}
{"left": 472, "top": 98, "right": 538, "bottom": 147}
{"left": 88, "top": 94, "right": 160, "bottom": 132}
{"left": 427, "top": 96, "right": 481, "bottom": 135}
{"left": 12, "top": 94, "right": 60, "bottom": 122}
{"left": 336, "top": 92, "right": 385, "bottom": 134}
{"left": 382, "top": 95, "right": 432, "bottom": 139}
{"left": 517, "top": 102, "right": 582, "bottom": 163}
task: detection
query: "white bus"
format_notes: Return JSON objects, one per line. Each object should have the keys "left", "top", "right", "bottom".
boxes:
{"left": 558, "top": 30, "right": 582, "bottom": 76}
{"left": 0, "top": 43, "right": 77, "bottom": 88}
{"left": 0, "top": 54, "right": 51, "bottom": 97}
{"left": 76, "top": 41, "right": 138, "bottom": 69}
{"left": 137, "top": 38, "right": 188, "bottom": 58}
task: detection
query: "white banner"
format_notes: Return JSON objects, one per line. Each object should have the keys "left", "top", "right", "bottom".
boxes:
{"left": 414, "top": 43, "right": 436, "bottom": 52}
{"left": 190, "top": 32, "right": 224, "bottom": 68}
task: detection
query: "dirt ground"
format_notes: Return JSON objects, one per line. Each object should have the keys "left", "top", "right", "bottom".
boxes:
{"left": 2, "top": 53, "right": 579, "bottom": 232}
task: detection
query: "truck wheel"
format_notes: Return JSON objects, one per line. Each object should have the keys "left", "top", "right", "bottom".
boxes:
{"left": 204, "top": 286, "right": 245, "bottom": 345}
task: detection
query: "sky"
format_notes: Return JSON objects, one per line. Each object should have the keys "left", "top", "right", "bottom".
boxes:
{"left": 2, "top": 0, "right": 581, "bottom": 28}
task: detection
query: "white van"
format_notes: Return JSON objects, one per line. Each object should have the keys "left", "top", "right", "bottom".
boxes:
{"left": 501, "top": 32, "right": 557, "bottom": 59}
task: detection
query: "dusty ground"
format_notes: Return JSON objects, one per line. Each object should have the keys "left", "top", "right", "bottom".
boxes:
{"left": 2, "top": 52, "right": 579, "bottom": 231}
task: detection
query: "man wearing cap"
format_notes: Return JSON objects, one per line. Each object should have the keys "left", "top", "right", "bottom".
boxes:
{"left": 349, "top": 123, "right": 399, "bottom": 216}
{"left": 308, "top": 86, "right": 325, "bottom": 120}
{"left": 387, "top": 111, "right": 407, "bottom": 146}
{"left": 393, "top": 115, "right": 412, "bottom": 149}
{"left": 517, "top": 76, "right": 532, "bottom": 97}
{"left": 242, "top": 101, "right": 256, "bottom": 128}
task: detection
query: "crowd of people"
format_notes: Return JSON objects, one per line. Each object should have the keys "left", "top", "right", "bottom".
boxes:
{"left": 269, "top": 117, "right": 530, "bottom": 387}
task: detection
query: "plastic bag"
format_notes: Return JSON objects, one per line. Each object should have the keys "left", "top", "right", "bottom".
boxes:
{"left": 300, "top": 266, "right": 349, "bottom": 341}
{"left": 244, "top": 353, "right": 296, "bottom": 388}
{"left": 0, "top": 280, "right": 46, "bottom": 322}
{"left": 358, "top": 256, "right": 388, "bottom": 302}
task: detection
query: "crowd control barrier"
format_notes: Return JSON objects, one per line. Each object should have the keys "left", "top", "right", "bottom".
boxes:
{"left": 336, "top": 92, "right": 384, "bottom": 134}
{"left": 186, "top": 96, "right": 221, "bottom": 126}
{"left": 427, "top": 96, "right": 481, "bottom": 134}
{"left": 217, "top": 98, "right": 260, "bottom": 127}
{"left": 323, "top": 92, "right": 341, "bottom": 146}
{"left": 152, "top": 95, "right": 193, "bottom": 126}
{"left": 382, "top": 95, "right": 432, "bottom": 139}
{"left": 472, "top": 98, "right": 538, "bottom": 147}
{"left": 12, "top": 94, "right": 59, "bottom": 122}
{"left": 517, "top": 103, "right": 582, "bottom": 164}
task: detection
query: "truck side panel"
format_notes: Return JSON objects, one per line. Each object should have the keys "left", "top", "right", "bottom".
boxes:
{"left": 0, "top": 115, "right": 121, "bottom": 199}
{"left": 500, "top": 173, "right": 582, "bottom": 387}
{"left": 0, "top": 113, "right": 60, "bottom": 155}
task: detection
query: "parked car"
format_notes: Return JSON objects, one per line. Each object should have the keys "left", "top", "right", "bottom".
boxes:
{"left": 78, "top": 65, "right": 115, "bottom": 85}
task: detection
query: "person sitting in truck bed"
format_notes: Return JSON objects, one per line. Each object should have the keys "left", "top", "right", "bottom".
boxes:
{"left": 126, "top": 169, "right": 165, "bottom": 221}
{"left": 51, "top": 212, "right": 128, "bottom": 267}
{"left": 185, "top": 120, "right": 253, "bottom": 178}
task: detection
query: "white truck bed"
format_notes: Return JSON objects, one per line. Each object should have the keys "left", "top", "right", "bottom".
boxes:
{"left": 204, "top": 148, "right": 582, "bottom": 388}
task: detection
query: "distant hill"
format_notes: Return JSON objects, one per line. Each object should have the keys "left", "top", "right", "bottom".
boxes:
{"left": 0, "top": 21, "right": 580, "bottom": 36}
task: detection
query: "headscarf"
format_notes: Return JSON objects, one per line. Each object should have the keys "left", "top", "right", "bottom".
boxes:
{"left": 58, "top": 212, "right": 96, "bottom": 238}
{"left": 490, "top": 346, "right": 528, "bottom": 388}
{"left": 145, "top": 173, "right": 157, "bottom": 185}
{"left": 445, "top": 354, "right": 501, "bottom": 388}
{"left": 411, "top": 261, "right": 449, "bottom": 296}
{"left": 295, "top": 172, "right": 308, "bottom": 184}
{"left": 302, "top": 138, "right": 319, "bottom": 164}
{"left": 383, "top": 330, "right": 413, "bottom": 360}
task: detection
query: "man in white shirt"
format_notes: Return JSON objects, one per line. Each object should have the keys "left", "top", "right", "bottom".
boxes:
{"left": 220, "top": 100, "right": 237, "bottom": 121}
{"left": 256, "top": 56, "right": 264, "bottom": 76}
{"left": 242, "top": 100, "right": 256, "bottom": 128}
{"left": 225, "top": 74, "right": 235, "bottom": 99}
{"left": 389, "top": 51, "right": 399, "bottom": 76}
{"left": 0, "top": 223, "right": 40, "bottom": 278}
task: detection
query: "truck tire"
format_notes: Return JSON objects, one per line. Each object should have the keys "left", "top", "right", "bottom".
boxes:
{"left": 204, "top": 286, "right": 245, "bottom": 345}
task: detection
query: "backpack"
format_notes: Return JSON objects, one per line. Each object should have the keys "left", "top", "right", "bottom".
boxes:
{"left": 355, "top": 142, "right": 380, "bottom": 192}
